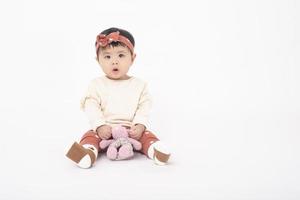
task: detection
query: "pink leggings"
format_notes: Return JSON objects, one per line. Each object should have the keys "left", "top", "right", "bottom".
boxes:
{"left": 79, "top": 129, "right": 159, "bottom": 157}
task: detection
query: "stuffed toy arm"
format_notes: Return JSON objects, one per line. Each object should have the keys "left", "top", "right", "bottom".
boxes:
{"left": 99, "top": 139, "right": 114, "bottom": 149}
{"left": 128, "top": 138, "right": 142, "bottom": 151}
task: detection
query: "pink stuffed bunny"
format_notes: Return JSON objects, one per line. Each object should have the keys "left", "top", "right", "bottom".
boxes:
{"left": 99, "top": 125, "right": 142, "bottom": 160}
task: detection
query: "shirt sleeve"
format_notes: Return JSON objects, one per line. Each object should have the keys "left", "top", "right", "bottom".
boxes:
{"left": 132, "top": 83, "right": 152, "bottom": 128}
{"left": 80, "top": 81, "right": 106, "bottom": 131}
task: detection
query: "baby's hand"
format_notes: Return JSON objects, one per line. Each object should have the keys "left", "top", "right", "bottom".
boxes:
{"left": 129, "top": 124, "right": 145, "bottom": 140}
{"left": 96, "top": 125, "right": 112, "bottom": 140}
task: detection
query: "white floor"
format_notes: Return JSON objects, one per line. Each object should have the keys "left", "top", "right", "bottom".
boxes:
{"left": 0, "top": 103, "right": 299, "bottom": 200}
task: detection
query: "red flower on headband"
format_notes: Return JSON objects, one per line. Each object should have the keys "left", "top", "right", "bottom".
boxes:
{"left": 96, "top": 31, "right": 121, "bottom": 47}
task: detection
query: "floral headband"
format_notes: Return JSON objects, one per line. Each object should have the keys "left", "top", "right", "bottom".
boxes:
{"left": 95, "top": 31, "right": 134, "bottom": 55}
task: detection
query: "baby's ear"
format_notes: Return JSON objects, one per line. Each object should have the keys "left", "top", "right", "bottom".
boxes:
{"left": 132, "top": 53, "right": 136, "bottom": 62}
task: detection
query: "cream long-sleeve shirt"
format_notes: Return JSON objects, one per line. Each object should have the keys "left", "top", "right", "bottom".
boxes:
{"left": 80, "top": 76, "right": 152, "bottom": 131}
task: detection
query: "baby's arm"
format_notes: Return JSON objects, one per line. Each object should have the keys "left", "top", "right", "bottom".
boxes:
{"left": 132, "top": 83, "right": 152, "bottom": 129}
{"left": 81, "top": 80, "right": 106, "bottom": 131}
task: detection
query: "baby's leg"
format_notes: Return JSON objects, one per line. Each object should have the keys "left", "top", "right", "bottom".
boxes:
{"left": 139, "top": 130, "right": 171, "bottom": 165}
{"left": 66, "top": 130, "right": 101, "bottom": 168}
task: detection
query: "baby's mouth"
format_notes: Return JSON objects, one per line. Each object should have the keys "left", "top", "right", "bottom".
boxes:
{"left": 112, "top": 68, "right": 119, "bottom": 72}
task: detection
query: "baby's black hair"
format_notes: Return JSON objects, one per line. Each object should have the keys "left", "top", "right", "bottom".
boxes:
{"left": 95, "top": 27, "right": 135, "bottom": 57}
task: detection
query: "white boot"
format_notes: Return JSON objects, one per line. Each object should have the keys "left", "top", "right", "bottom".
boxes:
{"left": 66, "top": 142, "right": 98, "bottom": 169}
{"left": 147, "top": 141, "right": 171, "bottom": 165}
{"left": 77, "top": 144, "right": 98, "bottom": 168}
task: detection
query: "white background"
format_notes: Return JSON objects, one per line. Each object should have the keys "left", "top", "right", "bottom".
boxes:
{"left": 0, "top": 0, "right": 299, "bottom": 199}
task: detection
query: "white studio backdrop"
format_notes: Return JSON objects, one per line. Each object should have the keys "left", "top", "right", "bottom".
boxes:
{"left": 0, "top": 0, "right": 299, "bottom": 200}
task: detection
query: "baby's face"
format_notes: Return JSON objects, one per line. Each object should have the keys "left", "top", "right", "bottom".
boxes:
{"left": 97, "top": 45, "right": 135, "bottom": 80}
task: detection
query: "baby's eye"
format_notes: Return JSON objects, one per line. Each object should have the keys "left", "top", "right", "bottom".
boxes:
{"left": 119, "top": 54, "right": 125, "bottom": 58}
{"left": 104, "top": 55, "right": 111, "bottom": 59}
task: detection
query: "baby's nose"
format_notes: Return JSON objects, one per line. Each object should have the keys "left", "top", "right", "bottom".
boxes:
{"left": 112, "top": 59, "right": 119, "bottom": 65}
